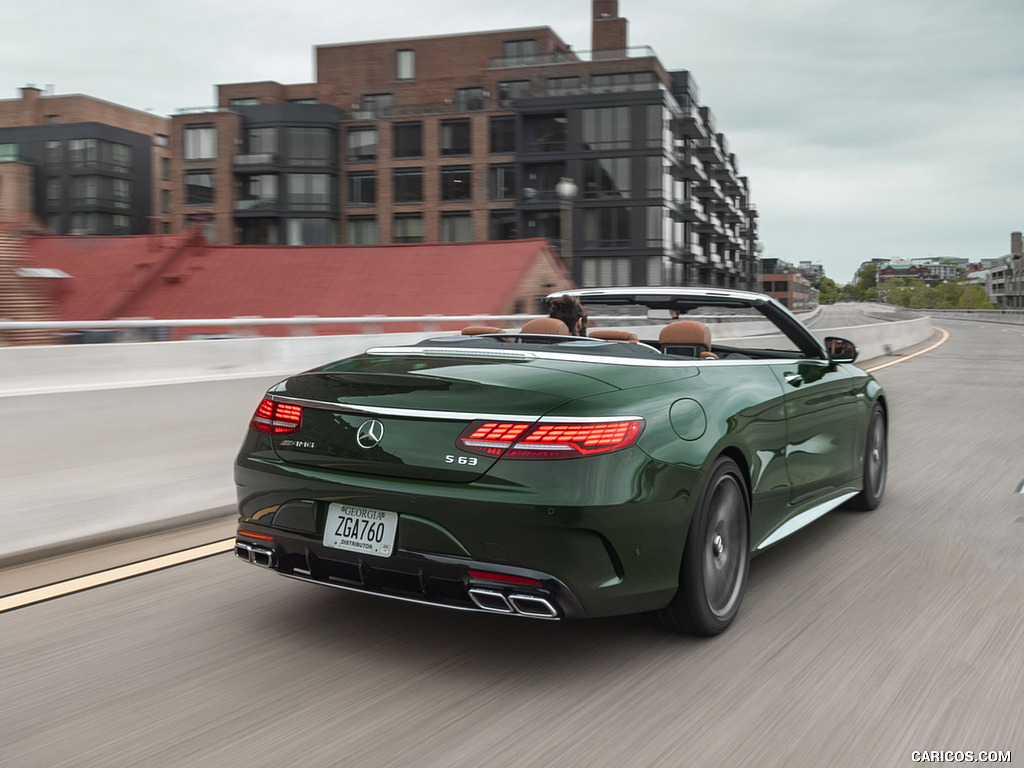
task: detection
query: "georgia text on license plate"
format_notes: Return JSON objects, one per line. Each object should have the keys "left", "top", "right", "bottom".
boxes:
{"left": 323, "top": 503, "right": 398, "bottom": 557}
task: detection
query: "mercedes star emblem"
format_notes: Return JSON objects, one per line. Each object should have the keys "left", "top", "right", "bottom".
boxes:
{"left": 356, "top": 419, "right": 385, "bottom": 449}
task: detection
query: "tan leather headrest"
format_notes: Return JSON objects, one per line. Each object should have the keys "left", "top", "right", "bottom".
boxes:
{"left": 589, "top": 329, "right": 638, "bottom": 343}
{"left": 658, "top": 320, "right": 711, "bottom": 350}
{"left": 520, "top": 317, "right": 571, "bottom": 335}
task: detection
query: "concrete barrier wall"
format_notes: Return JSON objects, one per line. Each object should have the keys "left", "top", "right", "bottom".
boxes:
{"left": 0, "top": 317, "right": 933, "bottom": 566}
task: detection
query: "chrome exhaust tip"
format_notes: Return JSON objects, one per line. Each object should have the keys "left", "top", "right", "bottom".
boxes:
{"left": 468, "top": 588, "right": 513, "bottom": 614}
{"left": 235, "top": 541, "right": 276, "bottom": 569}
{"left": 508, "top": 594, "right": 559, "bottom": 618}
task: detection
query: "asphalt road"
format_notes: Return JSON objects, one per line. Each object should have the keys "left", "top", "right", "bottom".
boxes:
{"left": 1, "top": 317, "right": 1021, "bottom": 767}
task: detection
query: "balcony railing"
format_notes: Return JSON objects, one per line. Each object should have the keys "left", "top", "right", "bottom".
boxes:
{"left": 487, "top": 46, "right": 657, "bottom": 69}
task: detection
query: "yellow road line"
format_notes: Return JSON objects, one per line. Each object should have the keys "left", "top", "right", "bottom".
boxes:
{"left": 865, "top": 327, "right": 950, "bottom": 373}
{"left": 0, "top": 538, "right": 235, "bottom": 614}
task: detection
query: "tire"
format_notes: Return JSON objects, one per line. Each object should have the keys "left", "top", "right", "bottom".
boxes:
{"left": 659, "top": 457, "right": 750, "bottom": 636}
{"left": 845, "top": 403, "right": 887, "bottom": 511}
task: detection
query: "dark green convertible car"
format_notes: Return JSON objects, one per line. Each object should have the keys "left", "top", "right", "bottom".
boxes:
{"left": 234, "top": 288, "right": 887, "bottom": 635}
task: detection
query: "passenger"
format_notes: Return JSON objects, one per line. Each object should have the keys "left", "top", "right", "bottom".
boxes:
{"left": 548, "top": 295, "right": 587, "bottom": 336}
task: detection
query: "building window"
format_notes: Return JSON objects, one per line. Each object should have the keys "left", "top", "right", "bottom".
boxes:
{"left": 71, "top": 212, "right": 99, "bottom": 235}
{"left": 286, "top": 173, "right": 333, "bottom": 211}
{"left": 346, "top": 128, "right": 377, "bottom": 162}
{"left": 393, "top": 167, "right": 423, "bottom": 203}
{"left": 645, "top": 104, "right": 665, "bottom": 148}
{"left": 646, "top": 206, "right": 666, "bottom": 247}
{"left": 440, "top": 212, "right": 473, "bottom": 242}
{"left": 183, "top": 126, "right": 217, "bottom": 160}
{"left": 646, "top": 156, "right": 665, "bottom": 197}
{"left": 290, "top": 98, "right": 318, "bottom": 104}
{"left": 161, "top": 189, "right": 171, "bottom": 214}
{"left": 46, "top": 178, "right": 62, "bottom": 206}
{"left": 455, "top": 87, "right": 484, "bottom": 111}
{"left": 113, "top": 178, "right": 131, "bottom": 209}
{"left": 582, "top": 257, "right": 632, "bottom": 287}
{"left": 393, "top": 213, "right": 424, "bottom": 243}
{"left": 546, "top": 77, "right": 580, "bottom": 96}
{"left": 286, "top": 127, "right": 334, "bottom": 166}
{"left": 44, "top": 140, "right": 62, "bottom": 166}
{"left": 46, "top": 115, "right": 60, "bottom": 124}
{"left": 230, "top": 97, "right": 260, "bottom": 106}
{"left": 583, "top": 208, "right": 631, "bottom": 248}
{"left": 489, "top": 165, "right": 516, "bottom": 200}
{"left": 581, "top": 107, "right": 631, "bottom": 150}
{"left": 346, "top": 216, "right": 378, "bottom": 245}
{"left": 153, "top": 134, "right": 169, "bottom": 147}
{"left": 591, "top": 72, "right": 659, "bottom": 92}
{"left": 440, "top": 119, "right": 471, "bottom": 156}
{"left": 583, "top": 157, "right": 631, "bottom": 199}
{"left": 109, "top": 143, "right": 132, "bottom": 174}
{"left": 69, "top": 139, "right": 98, "bottom": 167}
{"left": 525, "top": 114, "right": 566, "bottom": 152}
{"left": 70, "top": 176, "right": 99, "bottom": 205}
{"left": 490, "top": 211, "right": 517, "bottom": 240}
{"left": 185, "top": 171, "right": 214, "bottom": 205}
{"left": 112, "top": 215, "right": 131, "bottom": 234}
{"left": 160, "top": 157, "right": 171, "bottom": 181}
{"left": 347, "top": 171, "right": 376, "bottom": 206}
{"left": 441, "top": 166, "right": 471, "bottom": 201}
{"left": 286, "top": 218, "right": 335, "bottom": 245}
{"left": 490, "top": 117, "right": 516, "bottom": 154}
{"left": 393, "top": 122, "right": 422, "bottom": 158}
{"left": 360, "top": 93, "right": 394, "bottom": 119}
{"left": 246, "top": 127, "right": 278, "bottom": 157}
{"left": 240, "top": 174, "right": 277, "bottom": 208}
{"left": 498, "top": 80, "right": 531, "bottom": 107}
{"left": 502, "top": 39, "right": 537, "bottom": 65}
{"left": 186, "top": 213, "right": 215, "bottom": 241}
{"left": 396, "top": 49, "right": 415, "bottom": 80}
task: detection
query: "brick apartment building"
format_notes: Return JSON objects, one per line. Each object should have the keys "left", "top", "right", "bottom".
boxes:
{"left": 0, "top": 87, "right": 172, "bottom": 236}
{"left": 172, "top": 0, "right": 759, "bottom": 289}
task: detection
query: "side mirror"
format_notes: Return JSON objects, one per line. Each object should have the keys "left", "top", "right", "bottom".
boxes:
{"left": 825, "top": 336, "right": 858, "bottom": 364}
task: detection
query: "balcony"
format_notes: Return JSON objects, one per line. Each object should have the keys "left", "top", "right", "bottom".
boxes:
{"left": 671, "top": 147, "right": 708, "bottom": 182}
{"left": 673, "top": 106, "right": 707, "bottom": 140}
{"left": 693, "top": 178, "right": 724, "bottom": 202}
{"left": 669, "top": 199, "right": 708, "bottom": 224}
{"left": 695, "top": 138, "right": 724, "bottom": 165}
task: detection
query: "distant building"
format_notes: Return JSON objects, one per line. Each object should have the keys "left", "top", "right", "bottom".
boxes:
{"left": 169, "top": 0, "right": 759, "bottom": 289}
{"left": 759, "top": 257, "right": 816, "bottom": 309}
{"left": 877, "top": 262, "right": 928, "bottom": 283}
{"left": 0, "top": 87, "right": 172, "bottom": 235}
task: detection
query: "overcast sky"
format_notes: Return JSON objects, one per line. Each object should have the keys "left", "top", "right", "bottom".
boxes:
{"left": 5, "top": 0, "right": 1022, "bottom": 283}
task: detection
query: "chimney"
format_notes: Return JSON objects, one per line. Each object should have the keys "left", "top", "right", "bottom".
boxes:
{"left": 1011, "top": 231, "right": 1022, "bottom": 258}
{"left": 18, "top": 86, "right": 42, "bottom": 126}
{"left": 592, "top": 0, "right": 628, "bottom": 54}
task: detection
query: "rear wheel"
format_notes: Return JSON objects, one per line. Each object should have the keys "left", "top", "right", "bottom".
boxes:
{"left": 846, "top": 403, "right": 887, "bottom": 511}
{"left": 659, "top": 457, "right": 749, "bottom": 636}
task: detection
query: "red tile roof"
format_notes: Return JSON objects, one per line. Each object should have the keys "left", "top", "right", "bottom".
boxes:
{"left": 25, "top": 233, "right": 570, "bottom": 336}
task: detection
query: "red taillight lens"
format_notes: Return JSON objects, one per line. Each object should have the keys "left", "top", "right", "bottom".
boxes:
{"left": 457, "top": 419, "right": 643, "bottom": 459}
{"left": 249, "top": 398, "right": 302, "bottom": 434}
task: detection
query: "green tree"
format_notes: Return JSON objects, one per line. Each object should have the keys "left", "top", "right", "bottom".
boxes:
{"left": 818, "top": 276, "right": 840, "bottom": 304}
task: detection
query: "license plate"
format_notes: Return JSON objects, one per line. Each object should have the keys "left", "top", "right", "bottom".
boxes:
{"left": 323, "top": 503, "right": 398, "bottom": 557}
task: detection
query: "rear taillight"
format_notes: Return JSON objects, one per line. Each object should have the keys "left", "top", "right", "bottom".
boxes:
{"left": 457, "top": 419, "right": 643, "bottom": 459}
{"left": 249, "top": 398, "right": 302, "bottom": 434}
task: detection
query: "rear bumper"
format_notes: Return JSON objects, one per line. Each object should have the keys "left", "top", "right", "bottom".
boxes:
{"left": 235, "top": 526, "right": 587, "bottom": 620}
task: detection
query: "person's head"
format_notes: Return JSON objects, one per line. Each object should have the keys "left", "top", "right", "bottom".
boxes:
{"left": 548, "top": 295, "right": 586, "bottom": 336}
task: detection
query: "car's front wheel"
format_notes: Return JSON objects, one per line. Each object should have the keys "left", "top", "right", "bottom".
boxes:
{"left": 845, "top": 402, "right": 887, "bottom": 511}
{"left": 659, "top": 457, "right": 749, "bottom": 636}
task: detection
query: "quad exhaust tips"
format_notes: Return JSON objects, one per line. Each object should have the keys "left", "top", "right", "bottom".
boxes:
{"left": 235, "top": 541, "right": 275, "bottom": 569}
{"left": 468, "top": 588, "right": 559, "bottom": 619}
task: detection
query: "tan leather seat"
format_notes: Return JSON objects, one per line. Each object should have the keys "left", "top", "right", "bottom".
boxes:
{"left": 520, "top": 317, "right": 571, "bottom": 335}
{"left": 461, "top": 325, "right": 505, "bottom": 335}
{"left": 658, "top": 320, "right": 718, "bottom": 359}
{"left": 588, "top": 329, "right": 638, "bottom": 343}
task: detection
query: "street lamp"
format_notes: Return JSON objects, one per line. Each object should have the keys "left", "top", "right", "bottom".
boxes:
{"left": 555, "top": 176, "right": 578, "bottom": 282}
